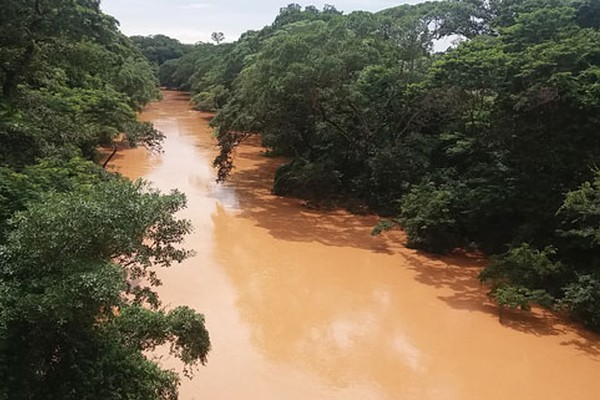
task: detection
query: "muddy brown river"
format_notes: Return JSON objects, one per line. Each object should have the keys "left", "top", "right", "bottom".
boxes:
{"left": 109, "top": 91, "right": 599, "bottom": 400}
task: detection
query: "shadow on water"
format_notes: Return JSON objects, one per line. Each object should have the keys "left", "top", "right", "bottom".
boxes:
{"left": 560, "top": 334, "right": 600, "bottom": 356}
{"left": 400, "top": 249, "right": 600, "bottom": 357}
{"left": 227, "top": 149, "right": 395, "bottom": 254}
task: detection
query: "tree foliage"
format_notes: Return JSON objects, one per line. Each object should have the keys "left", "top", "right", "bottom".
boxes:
{"left": 0, "top": 177, "right": 210, "bottom": 400}
{"left": 0, "top": 1, "right": 210, "bottom": 398}
{"left": 131, "top": 34, "right": 193, "bottom": 67}
{"left": 0, "top": 0, "right": 161, "bottom": 169}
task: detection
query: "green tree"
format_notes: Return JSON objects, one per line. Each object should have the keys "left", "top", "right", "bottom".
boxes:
{"left": 0, "top": 1, "right": 210, "bottom": 397}
{"left": 130, "top": 34, "right": 192, "bottom": 66}
{"left": 0, "top": 0, "right": 160, "bottom": 167}
{"left": 210, "top": 5, "right": 452, "bottom": 212}
{"left": 554, "top": 171, "right": 600, "bottom": 328}
{"left": 0, "top": 178, "right": 210, "bottom": 400}
{"left": 479, "top": 244, "right": 561, "bottom": 310}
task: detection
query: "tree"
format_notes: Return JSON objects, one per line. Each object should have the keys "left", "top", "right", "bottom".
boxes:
{"left": 0, "top": 157, "right": 108, "bottom": 242}
{"left": 0, "top": 1, "right": 210, "bottom": 397}
{"left": 211, "top": 32, "right": 225, "bottom": 44}
{"left": 130, "top": 34, "right": 193, "bottom": 66}
{"left": 0, "top": 0, "right": 160, "bottom": 167}
{"left": 211, "top": 9, "right": 437, "bottom": 206}
{"left": 553, "top": 171, "right": 600, "bottom": 329}
{"left": 0, "top": 177, "right": 210, "bottom": 400}
{"left": 479, "top": 244, "right": 561, "bottom": 310}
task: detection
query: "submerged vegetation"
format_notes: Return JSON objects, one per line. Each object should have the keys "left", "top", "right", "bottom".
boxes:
{"left": 0, "top": 1, "right": 209, "bottom": 399}
{"left": 158, "top": 0, "right": 600, "bottom": 331}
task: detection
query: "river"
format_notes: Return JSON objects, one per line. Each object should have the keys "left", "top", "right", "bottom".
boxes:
{"left": 109, "top": 91, "right": 599, "bottom": 400}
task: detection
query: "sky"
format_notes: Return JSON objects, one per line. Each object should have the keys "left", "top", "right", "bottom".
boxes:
{"left": 101, "top": 0, "right": 421, "bottom": 44}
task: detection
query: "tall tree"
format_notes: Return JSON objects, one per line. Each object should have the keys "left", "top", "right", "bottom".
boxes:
{"left": 211, "top": 32, "right": 225, "bottom": 44}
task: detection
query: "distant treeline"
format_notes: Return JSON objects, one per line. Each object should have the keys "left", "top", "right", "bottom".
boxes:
{"left": 141, "top": 0, "right": 600, "bottom": 331}
{"left": 0, "top": 1, "right": 209, "bottom": 399}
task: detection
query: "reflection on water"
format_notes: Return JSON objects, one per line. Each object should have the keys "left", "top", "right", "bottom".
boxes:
{"left": 109, "top": 91, "right": 600, "bottom": 400}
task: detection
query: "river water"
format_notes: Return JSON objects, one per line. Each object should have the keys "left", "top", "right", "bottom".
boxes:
{"left": 109, "top": 91, "right": 599, "bottom": 400}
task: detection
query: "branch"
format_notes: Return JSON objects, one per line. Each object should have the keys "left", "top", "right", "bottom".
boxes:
{"left": 317, "top": 102, "right": 354, "bottom": 144}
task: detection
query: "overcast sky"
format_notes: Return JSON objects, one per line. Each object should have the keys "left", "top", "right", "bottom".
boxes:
{"left": 101, "top": 0, "right": 421, "bottom": 44}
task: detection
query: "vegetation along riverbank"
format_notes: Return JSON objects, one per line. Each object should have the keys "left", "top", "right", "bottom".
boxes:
{"left": 0, "top": 2, "right": 210, "bottom": 399}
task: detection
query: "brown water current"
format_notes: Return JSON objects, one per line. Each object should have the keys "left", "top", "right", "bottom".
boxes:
{"left": 109, "top": 91, "right": 600, "bottom": 400}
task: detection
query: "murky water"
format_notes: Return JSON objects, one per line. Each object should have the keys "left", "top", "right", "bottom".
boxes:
{"left": 109, "top": 91, "right": 600, "bottom": 400}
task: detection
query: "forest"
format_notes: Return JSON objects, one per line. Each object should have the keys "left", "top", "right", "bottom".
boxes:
{"left": 0, "top": 1, "right": 210, "bottom": 399}
{"left": 156, "top": 0, "right": 600, "bottom": 331}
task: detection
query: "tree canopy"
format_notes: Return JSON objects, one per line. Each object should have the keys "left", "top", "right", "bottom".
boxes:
{"left": 0, "top": 1, "right": 210, "bottom": 398}
{"left": 130, "top": 34, "right": 193, "bottom": 67}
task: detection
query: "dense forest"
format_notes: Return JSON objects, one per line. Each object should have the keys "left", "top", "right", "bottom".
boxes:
{"left": 0, "top": 1, "right": 210, "bottom": 399}
{"left": 157, "top": 0, "right": 600, "bottom": 331}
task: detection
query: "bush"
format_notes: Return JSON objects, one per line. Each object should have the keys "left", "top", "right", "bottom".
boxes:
{"left": 191, "top": 92, "right": 216, "bottom": 112}
{"left": 563, "top": 274, "right": 600, "bottom": 330}
{"left": 272, "top": 159, "right": 341, "bottom": 200}
{"left": 480, "top": 244, "right": 562, "bottom": 309}
{"left": 398, "top": 181, "right": 461, "bottom": 252}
